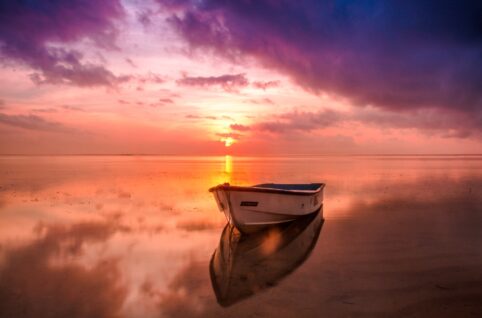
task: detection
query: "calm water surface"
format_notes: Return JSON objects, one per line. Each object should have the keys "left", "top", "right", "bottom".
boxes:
{"left": 0, "top": 155, "right": 481, "bottom": 317}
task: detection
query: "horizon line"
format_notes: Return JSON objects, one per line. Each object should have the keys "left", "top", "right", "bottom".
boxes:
{"left": 1, "top": 153, "right": 482, "bottom": 157}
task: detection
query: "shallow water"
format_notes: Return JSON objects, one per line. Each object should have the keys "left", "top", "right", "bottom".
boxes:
{"left": 0, "top": 155, "right": 481, "bottom": 317}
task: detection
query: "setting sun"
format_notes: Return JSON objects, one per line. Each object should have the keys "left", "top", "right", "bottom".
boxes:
{"left": 223, "top": 137, "right": 235, "bottom": 147}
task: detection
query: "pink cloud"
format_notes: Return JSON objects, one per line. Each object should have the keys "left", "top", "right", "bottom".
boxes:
{"left": 230, "top": 107, "right": 482, "bottom": 139}
{"left": 230, "top": 123, "right": 250, "bottom": 131}
{"left": 177, "top": 73, "right": 248, "bottom": 92}
{"left": 0, "top": 113, "right": 70, "bottom": 133}
{"left": 159, "top": 0, "right": 482, "bottom": 138}
{"left": 252, "top": 80, "right": 280, "bottom": 90}
{"left": 0, "top": 0, "right": 126, "bottom": 87}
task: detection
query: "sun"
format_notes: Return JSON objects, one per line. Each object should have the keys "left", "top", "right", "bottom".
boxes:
{"left": 223, "top": 137, "right": 235, "bottom": 147}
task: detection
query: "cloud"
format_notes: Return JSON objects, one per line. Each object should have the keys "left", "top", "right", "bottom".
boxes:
{"left": 125, "top": 57, "right": 137, "bottom": 68}
{"left": 177, "top": 73, "right": 248, "bottom": 92}
{"left": 185, "top": 114, "right": 219, "bottom": 120}
{"left": 137, "top": 9, "right": 155, "bottom": 26}
{"left": 254, "top": 109, "right": 343, "bottom": 133}
{"left": 230, "top": 123, "right": 250, "bottom": 131}
{"left": 354, "top": 107, "right": 482, "bottom": 138}
{"left": 159, "top": 98, "right": 174, "bottom": 104}
{"left": 61, "top": 105, "right": 85, "bottom": 112}
{"left": 252, "top": 80, "right": 280, "bottom": 90}
{"left": 233, "top": 107, "right": 482, "bottom": 138}
{"left": 137, "top": 73, "right": 165, "bottom": 84}
{"left": 0, "top": 0, "right": 126, "bottom": 87}
{"left": 0, "top": 113, "right": 70, "bottom": 132}
{"left": 31, "top": 108, "right": 58, "bottom": 113}
{"left": 159, "top": 0, "right": 482, "bottom": 134}
{"left": 246, "top": 98, "right": 275, "bottom": 105}
{"left": 118, "top": 99, "right": 130, "bottom": 105}
{"left": 147, "top": 98, "right": 174, "bottom": 107}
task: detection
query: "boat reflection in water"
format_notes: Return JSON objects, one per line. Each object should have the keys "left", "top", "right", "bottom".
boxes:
{"left": 209, "top": 209, "right": 324, "bottom": 307}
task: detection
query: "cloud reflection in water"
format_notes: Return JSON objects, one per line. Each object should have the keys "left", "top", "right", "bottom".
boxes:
{"left": 0, "top": 221, "right": 126, "bottom": 318}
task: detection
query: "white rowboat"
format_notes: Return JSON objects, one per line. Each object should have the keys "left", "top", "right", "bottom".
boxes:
{"left": 209, "top": 183, "right": 325, "bottom": 232}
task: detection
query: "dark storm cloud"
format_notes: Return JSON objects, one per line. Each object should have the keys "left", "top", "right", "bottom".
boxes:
{"left": 0, "top": 0, "right": 126, "bottom": 87}
{"left": 177, "top": 73, "right": 248, "bottom": 91}
{"left": 158, "top": 1, "right": 482, "bottom": 115}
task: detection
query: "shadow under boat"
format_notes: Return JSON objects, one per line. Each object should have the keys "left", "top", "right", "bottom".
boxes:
{"left": 209, "top": 208, "right": 324, "bottom": 307}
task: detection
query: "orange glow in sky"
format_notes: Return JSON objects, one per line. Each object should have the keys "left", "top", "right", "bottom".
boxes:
{"left": 223, "top": 137, "right": 235, "bottom": 147}
{"left": 0, "top": 1, "right": 480, "bottom": 155}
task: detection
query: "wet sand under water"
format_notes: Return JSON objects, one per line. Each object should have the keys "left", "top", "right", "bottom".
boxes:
{"left": 0, "top": 155, "right": 481, "bottom": 317}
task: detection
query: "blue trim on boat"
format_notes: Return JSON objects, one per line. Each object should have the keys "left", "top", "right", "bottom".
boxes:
{"left": 254, "top": 183, "right": 323, "bottom": 191}
{"left": 209, "top": 183, "right": 325, "bottom": 196}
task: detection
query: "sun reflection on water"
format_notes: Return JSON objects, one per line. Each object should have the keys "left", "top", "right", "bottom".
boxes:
{"left": 224, "top": 155, "right": 232, "bottom": 183}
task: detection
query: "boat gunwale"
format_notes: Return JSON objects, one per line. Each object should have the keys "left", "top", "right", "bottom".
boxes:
{"left": 209, "top": 183, "right": 325, "bottom": 196}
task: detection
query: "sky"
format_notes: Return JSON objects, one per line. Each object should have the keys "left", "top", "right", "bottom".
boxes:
{"left": 0, "top": 0, "right": 481, "bottom": 155}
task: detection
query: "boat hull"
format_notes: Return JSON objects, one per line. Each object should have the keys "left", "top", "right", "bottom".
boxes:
{"left": 211, "top": 184, "right": 324, "bottom": 232}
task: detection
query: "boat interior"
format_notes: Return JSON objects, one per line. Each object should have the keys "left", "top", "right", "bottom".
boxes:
{"left": 253, "top": 183, "right": 324, "bottom": 191}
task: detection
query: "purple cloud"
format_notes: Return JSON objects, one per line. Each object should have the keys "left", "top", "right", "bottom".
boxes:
{"left": 354, "top": 107, "right": 482, "bottom": 138}
{"left": 125, "top": 58, "right": 137, "bottom": 68}
{"left": 185, "top": 114, "right": 218, "bottom": 120}
{"left": 177, "top": 73, "right": 248, "bottom": 92}
{"left": 159, "top": 98, "right": 174, "bottom": 104}
{"left": 148, "top": 98, "right": 174, "bottom": 107}
{"left": 31, "top": 108, "right": 58, "bottom": 113}
{"left": 61, "top": 105, "right": 85, "bottom": 112}
{"left": 138, "top": 73, "right": 165, "bottom": 84}
{"left": 230, "top": 123, "right": 250, "bottom": 131}
{"left": 255, "top": 110, "right": 343, "bottom": 133}
{"left": 235, "top": 107, "right": 482, "bottom": 138}
{"left": 252, "top": 80, "right": 280, "bottom": 90}
{"left": 159, "top": 0, "right": 482, "bottom": 133}
{"left": 137, "top": 9, "right": 155, "bottom": 27}
{"left": 118, "top": 99, "right": 130, "bottom": 105}
{"left": 246, "top": 98, "right": 275, "bottom": 105}
{"left": 0, "top": 113, "right": 70, "bottom": 132}
{"left": 0, "top": 0, "right": 126, "bottom": 87}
